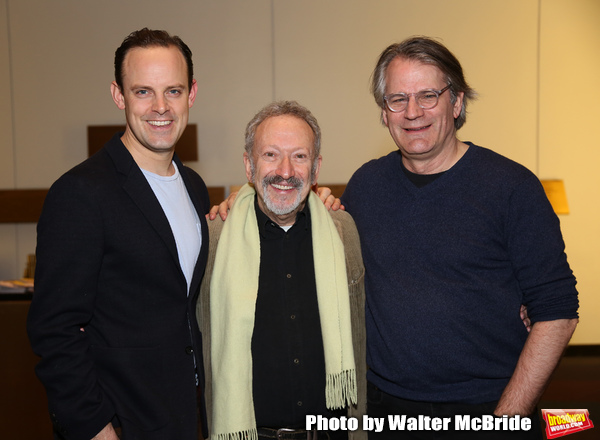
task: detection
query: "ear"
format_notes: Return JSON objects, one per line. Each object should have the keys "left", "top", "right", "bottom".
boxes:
{"left": 243, "top": 151, "right": 253, "bottom": 182}
{"left": 111, "top": 81, "right": 126, "bottom": 110}
{"left": 312, "top": 155, "right": 322, "bottom": 183}
{"left": 188, "top": 79, "right": 198, "bottom": 108}
{"left": 382, "top": 107, "right": 389, "bottom": 127}
{"left": 453, "top": 91, "right": 464, "bottom": 119}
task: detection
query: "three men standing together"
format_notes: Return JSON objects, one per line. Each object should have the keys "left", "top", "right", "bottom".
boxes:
{"left": 28, "top": 29, "right": 578, "bottom": 440}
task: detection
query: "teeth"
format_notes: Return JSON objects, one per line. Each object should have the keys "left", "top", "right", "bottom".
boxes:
{"left": 272, "top": 183, "right": 294, "bottom": 190}
{"left": 148, "top": 121, "right": 171, "bottom": 126}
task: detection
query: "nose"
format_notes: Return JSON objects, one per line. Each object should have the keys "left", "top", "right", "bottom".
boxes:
{"left": 153, "top": 95, "right": 169, "bottom": 115}
{"left": 404, "top": 95, "right": 424, "bottom": 119}
{"left": 277, "top": 155, "right": 294, "bottom": 179}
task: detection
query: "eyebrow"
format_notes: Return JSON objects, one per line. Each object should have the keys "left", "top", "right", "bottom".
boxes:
{"left": 129, "top": 83, "right": 187, "bottom": 90}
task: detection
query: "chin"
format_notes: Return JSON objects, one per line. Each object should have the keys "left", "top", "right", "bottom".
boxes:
{"left": 264, "top": 196, "right": 300, "bottom": 216}
{"left": 271, "top": 203, "right": 299, "bottom": 216}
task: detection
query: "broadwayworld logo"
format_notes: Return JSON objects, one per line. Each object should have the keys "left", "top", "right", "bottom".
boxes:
{"left": 542, "top": 409, "right": 594, "bottom": 438}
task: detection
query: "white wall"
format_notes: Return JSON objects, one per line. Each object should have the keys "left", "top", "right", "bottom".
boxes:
{"left": 1, "top": 0, "right": 597, "bottom": 343}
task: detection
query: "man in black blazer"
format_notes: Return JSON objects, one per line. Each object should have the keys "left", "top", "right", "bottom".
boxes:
{"left": 27, "top": 28, "right": 209, "bottom": 440}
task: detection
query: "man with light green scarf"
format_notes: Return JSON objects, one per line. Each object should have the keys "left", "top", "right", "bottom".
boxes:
{"left": 197, "top": 101, "right": 366, "bottom": 440}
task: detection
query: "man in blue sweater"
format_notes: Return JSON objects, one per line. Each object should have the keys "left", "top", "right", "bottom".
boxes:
{"left": 340, "top": 37, "right": 578, "bottom": 439}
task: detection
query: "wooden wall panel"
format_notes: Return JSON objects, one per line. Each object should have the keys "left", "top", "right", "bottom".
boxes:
{"left": 0, "top": 189, "right": 48, "bottom": 223}
{"left": 0, "top": 186, "right": 225, "bottom": 223}
{"left": 87, "top": 124, "right": 198, "bottom": 161}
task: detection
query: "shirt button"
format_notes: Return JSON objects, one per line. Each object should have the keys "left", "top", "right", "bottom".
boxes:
{"left": 286, "top": 274, "right": 292, "bottom": 279}
{"left": 297, "top": 401, "right": 303, "bottom": 407}
{"left": 185, "top": 346, "right": 194, "bottom": 355}
{"left": 290, "top": 314, "right": 296, "bottom": 320}
{"left": 293, "top": 358, "right": 300, "bottom": 364}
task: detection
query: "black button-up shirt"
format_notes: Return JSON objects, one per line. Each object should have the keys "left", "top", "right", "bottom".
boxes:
{"left": 251, "top": 198, "right": 342, "bottom": 428}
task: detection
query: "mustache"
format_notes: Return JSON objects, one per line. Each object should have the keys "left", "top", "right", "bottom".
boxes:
{"left": 262, "top": 175, "right": 304, "bottom": 189}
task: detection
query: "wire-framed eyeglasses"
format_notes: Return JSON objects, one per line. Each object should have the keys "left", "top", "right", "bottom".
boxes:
{"left": 383, "top": 84, "right": 451, "bottom": 112}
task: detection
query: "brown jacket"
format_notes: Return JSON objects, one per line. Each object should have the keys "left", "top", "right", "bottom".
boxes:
{"left": 197, "top": 209, "right": 367, "bottom": 440}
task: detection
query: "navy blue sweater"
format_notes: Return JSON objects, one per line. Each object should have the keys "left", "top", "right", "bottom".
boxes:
{"left": 342, "top": 143, "right": 578, "bottom": 404}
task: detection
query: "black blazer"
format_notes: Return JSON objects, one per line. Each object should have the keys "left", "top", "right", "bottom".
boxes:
{"left": 27, "top": 133, "right": 209, "bottom": 440}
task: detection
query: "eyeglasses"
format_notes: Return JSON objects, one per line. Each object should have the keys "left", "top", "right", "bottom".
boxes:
{"left": 383, "top": 84, "right": 451, "bottom": 112}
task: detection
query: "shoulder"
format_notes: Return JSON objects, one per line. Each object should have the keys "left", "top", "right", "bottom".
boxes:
{"left": 466, "top": 143, "right": 535, "bottom": 182}
{"left": 329, "top": 209, "right": 358, "bottom": 234}
{"left": 181, "top": 164, "right": 206, "bottom": 187}
{"left": 343, "top": 151, "right": 403, "bottom": 204}
{"left": 55, "top": 134, "right": 135, "bottom": 190}
{"left": 350, "top": 150, "right": 401, "bottom": 180}
{"left": 46, "top": 150, "right": 116, "bottom": 202}
{"left": 329, "top": 210, "right": 362, "bottom": 256}
{"left": 207, "top": 217, "right": 225, "bottom": 235}
{"left": 206, "top": 217, "right": 226, "bottom": 253}
{"left": 455, "top": 143, "right": 544, "bottom": 204}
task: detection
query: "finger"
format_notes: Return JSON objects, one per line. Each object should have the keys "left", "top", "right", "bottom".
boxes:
{"left": 317, "top": 186, "right": 332, "bottom": 202}
{"left": 208, "top": 205, "right": 220, "bottom": 220}
{"left": 218, "top": 202, "right": 230, "bottom": 221}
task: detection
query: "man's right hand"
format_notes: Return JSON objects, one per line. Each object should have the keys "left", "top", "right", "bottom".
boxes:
{"left": 520, "top": 305, "right": 531, "bottom": 332}
{"left": 92, "top": 423, "right": 119, "bottom": 440}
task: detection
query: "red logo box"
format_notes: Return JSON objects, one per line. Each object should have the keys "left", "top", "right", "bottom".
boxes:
{"left": 542, "top": 409, "right": 594, "bottom": 438}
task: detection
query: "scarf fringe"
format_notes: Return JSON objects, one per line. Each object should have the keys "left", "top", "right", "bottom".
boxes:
{"left": 326, "top": 369, "right": 357, "bottom": 409}
{"left": 213, "top": 428, "right": 258, "bottom": 440}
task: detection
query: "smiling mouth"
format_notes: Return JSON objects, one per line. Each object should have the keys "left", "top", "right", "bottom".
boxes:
{"left": 148, "top": 120, "right": 172, "bottom": 127}
{"left": 404, "top": 125, "right": 430, "bottom": 132}
{"left": 264, "top": 175, "right": 303, "bottom": 192}
{"left": 272, "top": 183, "right": 297, "bottom": 191}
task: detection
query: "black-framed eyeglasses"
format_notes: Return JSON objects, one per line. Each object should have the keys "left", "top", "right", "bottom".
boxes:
{"left": 383, "top": 84, "right": 451, "bottom": 112}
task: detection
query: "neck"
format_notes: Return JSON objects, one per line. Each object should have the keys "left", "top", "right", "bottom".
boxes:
{"left": 403, "top": 139, "right": 468, "bottom": 175}
{"left": 122, "top": 136, "right": 175, "bottom": 176}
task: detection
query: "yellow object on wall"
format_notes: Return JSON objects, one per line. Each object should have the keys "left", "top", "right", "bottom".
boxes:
{"left": 541, "top": 180, "right": 569, "bottom": 215}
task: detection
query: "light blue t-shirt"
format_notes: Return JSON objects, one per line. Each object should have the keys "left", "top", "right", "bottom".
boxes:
{"left": 142, "top": 162, "right": 202, "bottom": 294}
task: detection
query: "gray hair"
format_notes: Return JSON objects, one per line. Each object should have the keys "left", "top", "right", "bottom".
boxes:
{"left": 371, "top": 36, "right": 477, "bottom": 129}
{"left": 245, "top": 100, "right": 321, "bottom": 157}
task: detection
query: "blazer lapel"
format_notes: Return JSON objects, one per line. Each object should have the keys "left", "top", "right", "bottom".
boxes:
{"left": 105, "top": 136, "right": 183, "bottom": 275}
{"left": 175, "top": 154, "right": 209, "bottom": 297}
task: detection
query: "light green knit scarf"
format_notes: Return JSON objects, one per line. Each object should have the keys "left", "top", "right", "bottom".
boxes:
{"left": 209, "top": 183, "right": 357, "bottom": 440}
